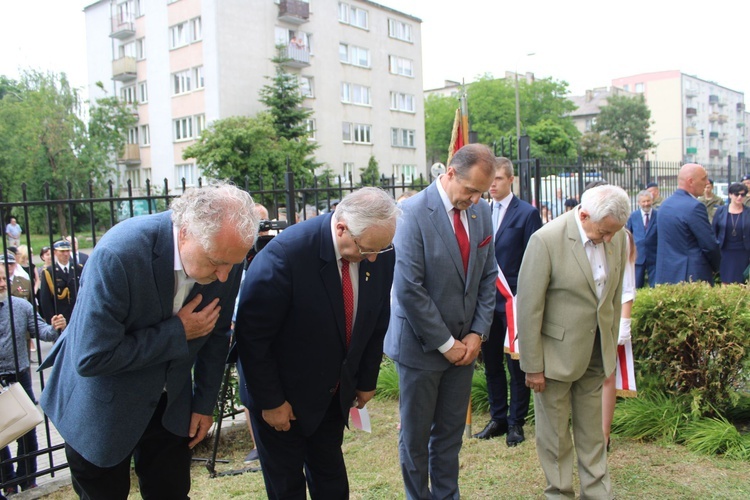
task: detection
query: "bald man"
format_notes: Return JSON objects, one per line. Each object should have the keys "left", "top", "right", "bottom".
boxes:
{"left": 654, "top": 164, "right": 720, "bottom": 284}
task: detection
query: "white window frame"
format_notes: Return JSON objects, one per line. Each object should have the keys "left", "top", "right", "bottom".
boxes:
{"left": 340, "top": 163, "right": 354, "bottom": 185}
{"left": 191, "top": 17, "right": 202, "bottom": 42}
{"left": 175, "top": 163, "right": 197, "bottom": 187}
{"left": 194, "top": 114, "right": 206, "bottom": 137}
{"left": 390, "top": 91, "right": 415, "bottom": 112}
{"left": 121, "top": 85, "right": 136, "bottom": 104}
{"left": 391, "top": 128, "right": 416, "bottom": 148}
{"left": 119, "top": 41, "right": 136, "bottom": 58}
{"left": 343, "top": 123, "right": 372, "bottom": 144}
{"left": 193, "top": 66, "right": 204, "bottom": 89}
{"left": 341, "top": 83, "right": 371, "bottom": 106}
{"left": 140, "top": 124, "right": 150, "bottom": 146}
{"left": 305, "top": 118, "right": 316, "bottom": 141}
{"left": 138, "top": 81, "right": 148, "bottom": 103}
{"left": 172, "top": 69, "right": 192, "bottom": 95}
{"left": 389, "top": 55, "right": 414, "bottom": 77}
{"left": 136, "top": 38, "right": 146, "bottom": 60}
{"left": 169, "top": 21, "right": 189, "bottom": 49}
{"left": 173, "top": 117, "right": 193, "bottom": 141}
{"left": 394, "top": 164, "right": 417, "bottom": 183}
{"left": 135, "top": 0, "right": 144, "bottom": 17}
{"left": 339, "top": 44, "right": 370, "bottom": 68}
{"left": 388, "top": 19, "right": 413, "bottom": 42}
{"left": 300, "top": 76, "right": 314, "bottom": 98}
{"left": 127, "top": 126, "right": 139, "bottom": 145}
{"left": 125, "top": 168, "right": 141, "bottom": 189}
{"left": 338, "top": 3, "right": 368, "bottom": 29}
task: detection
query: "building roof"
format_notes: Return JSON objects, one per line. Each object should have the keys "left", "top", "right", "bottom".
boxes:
{"left": 567, "top": 87, "right": 636, "bottom": 118}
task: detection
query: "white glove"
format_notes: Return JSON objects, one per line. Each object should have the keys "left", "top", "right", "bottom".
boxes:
{"left": 618, "top": 317, "right": 631, "bottom": 346}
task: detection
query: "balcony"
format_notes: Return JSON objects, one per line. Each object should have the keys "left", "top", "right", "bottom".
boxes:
{"left": 278, "top": 0, "right": 309, "bottom": 24}
{"left": 738, "top": 103, "right": 746, "bottom": 112}
{"left": 709, "top": 149, "right": 720, "bottom": 157}
{"left": 738, "top": 122, "right": 745, "bottom": 128}
{"left": 685, "top": 88, "right": 698, "bottom": 98}
{"left": 686, "top": 147, "right": 698, "bottom": 155}
{"left": 110, "top": 15, "right": 135, "bottom": 39}
{"left": 686, "top": 126, "right": 698, "bottom": 136}
{"left": 718, "top": 114, "right": 728, "bottom": 124}
{"left": 709, "top": 94, "right": 719, "bottom": 105}
{"left": 112, "top": 56, "right": 137, "bottom": 81}
{"left": 279, "top": 44, "right": 310, "bottom": 68}
{"left": 118, "top": 144, "right": 140, "bottom": 165}
{"left": 709, "top": 131, "right": 719, "bottom": 139}
{"left": 686, "top": 107, "right": 697, "bottom": 117}
{"left": 709, "top": 112, "right": 719, "bottom": 122}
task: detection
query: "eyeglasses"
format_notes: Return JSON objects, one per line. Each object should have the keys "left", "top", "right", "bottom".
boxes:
{"left": 732, "top": 192, "right": 747, "bottom": 197}
{"left": 347, "top": 230, "right": 394, "bottom": 256}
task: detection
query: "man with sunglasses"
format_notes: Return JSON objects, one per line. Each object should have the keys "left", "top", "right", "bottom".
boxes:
{"left": 235, "top": 187, "right": 399, "bottom": 499}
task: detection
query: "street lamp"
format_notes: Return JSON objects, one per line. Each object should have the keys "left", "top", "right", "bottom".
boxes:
{"left": 514, "top": 52, "right": 535, "bottom": 158}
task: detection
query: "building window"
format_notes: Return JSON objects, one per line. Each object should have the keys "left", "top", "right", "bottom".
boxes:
{"left": 169, "top": 21, "right": 189, "bottom": 49}
{"left": 275, "top": 28, "right": 311, "bottom": 52}
{"left": 175, "top": 163, "right": 197, "bottom": 187}
{"left": 390, "top": 91, "right": 415, "bottom": 112}
{"left": 635, "top": 82, "right": 644, "bottom": 93}
{"left": 172, "top": 69, "right": 192, "bottom": 95}
{"left": 138, "top": 81, "right": 148, "bottom": 103}
{"left": 341, "top": 162, "right": 354, "bottom": 184}
{"left": 119, "top": 41, "right": 136, "bottom": 58}
{"left": 338, "top": 3, "right": 368, "bottom": 29}
{"left": 121, "top": 85, "right": 136, "bottom": 104}
{"left": 135, "top": 0, "right": 144, "bottom": 17}
{"left": 388, "top": 19, "right": 412, "bottom": 42}
{"left": 193, "top": 66, "right": 204, "bottom": 89}
{"left": 127, "top": 127, "right": 139, "bottom": 144}
{"left": 389, "top": 56, "right": 414, "bottom": 77}
{"left": 135, "top": 38, "right": 146, "bottom": 60}
{"left": 140, "top": 124, "right": 150, "bottom": 146}
{"left": 393, "top": 164, "right": 417, "bottom": 183}
{"left": 194, "top": 114, "right": 206, "bottom": 137}
{"left": 343, "top": 123, "right": 372, "bottom": 144}
{"left": 125, "top": 168, "right": 141, "bottom": 189}
{"left": 300, "top": 76, "right": 314, "bottom": 98}
{"left": 391, "top": 128, "right": 416, "bottom": 148}
{"left": 191, "top": 17, "right": 202, "bottom": 42}
{"left": 341, "top": 83, "right": 371, "bottom": 106}
{"left": 174, "top": 117, "right": 193, "bottom": 141}
{"left": 339, "top": 44, "right": 370, "bottom": 68}
{"left": 305, "top": 119, "right": 316, "bottom": 140}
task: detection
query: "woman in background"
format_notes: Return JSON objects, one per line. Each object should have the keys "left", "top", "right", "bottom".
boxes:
{"left": 712, "top": 182, "right": 750, "bottom": 284}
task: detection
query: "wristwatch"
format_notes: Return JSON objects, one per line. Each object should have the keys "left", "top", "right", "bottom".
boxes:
{"left": 479, "top": 333, "right": 488, "bottom": 343}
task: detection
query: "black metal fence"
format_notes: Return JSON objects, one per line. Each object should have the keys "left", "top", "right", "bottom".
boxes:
{"left": 1, "top": 155, "right": 747, "bottom": 489}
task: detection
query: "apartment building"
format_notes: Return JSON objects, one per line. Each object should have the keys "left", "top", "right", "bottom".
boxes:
{"left": 84, "top": 0, "right": 425, "bottom": 193}
{"left": 567, "top": 86, "right": 637, "bottom": 135}
{"left": 612, "top": 71, "right": 747, "bottom": 166}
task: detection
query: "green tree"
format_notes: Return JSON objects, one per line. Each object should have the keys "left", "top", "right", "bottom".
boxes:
{"left": 359, "top": 156, "right": 380, "bottom": 186}
{"left": 0, "top": 71, "right": 136, "bottom": 234}
{"left": 594, "top": 94, "right": 654, "bottom": 162}
{"left": 579, "top": 131, "right": 626, "bottom": 161}
{"left": 527, "top": 119, "right": 578, "bottom": 158}
{"left": 258, "top": 48, "right": 313, "bottom": 142}
{"left": 424, "top": 93, "right": 461, "bottom": 165}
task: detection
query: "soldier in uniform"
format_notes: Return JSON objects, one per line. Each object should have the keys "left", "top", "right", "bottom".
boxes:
{"left": 39, "top": 240, "right": 82, "bottom": 324}
{"left": 1, "top": 252, "right": 32, "bottom": 303}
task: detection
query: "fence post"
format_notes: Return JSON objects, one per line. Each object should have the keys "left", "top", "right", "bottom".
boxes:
{"left": 284, "top": 156, "right": 296, "bottom": 226}
{"left": 727, "top": 155, "right": 733, "bottom": 185}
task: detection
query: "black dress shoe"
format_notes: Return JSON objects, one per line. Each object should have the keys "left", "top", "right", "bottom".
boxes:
{"left": 472, "top": 420, "right": 508, "bottom": 439}
{"left": 506, "top": 424, "right": 525, "bottom": 447}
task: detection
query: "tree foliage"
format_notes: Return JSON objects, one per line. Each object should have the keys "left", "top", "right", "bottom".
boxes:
{"left": 579, "top": 131, "right": 627, "bottom": 161}
{"left": 0, "top": 71, "right": 136, "bottom": 234}
{"left": 424, "top": 94, "right": 458, "bottom": 166}
{"left": 359, "top": 156, "right": 380, "bottom": 186}
{"left": 594, "top": 94, "right": 654, "bottom": 162}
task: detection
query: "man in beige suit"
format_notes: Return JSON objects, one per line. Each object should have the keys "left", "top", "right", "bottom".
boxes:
{"left": 518, "top": 184, "right": 630, "bottom": 499}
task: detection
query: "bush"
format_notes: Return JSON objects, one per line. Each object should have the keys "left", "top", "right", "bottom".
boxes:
{"left": 612, "top": 391, "right": 694, "bottom": 442}
{"left": 631, "top": 283, "right": 750, "bottom": 416}
{"left": 376, "top": 358, "right": 400, "bottom": 401}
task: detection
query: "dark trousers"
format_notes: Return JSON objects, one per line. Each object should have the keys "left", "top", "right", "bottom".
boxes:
{"left": 635, "top": 262, "right": 656, "bottom": 288}
{"left": 251, "top": 395, "right": 348, "bottom": 500}
{"left": 65, "top": 393, "right": 191, "bottom": 500}
{"left": 480, "top": 311, "right": 530, "bottom": 426}
{"left": 0, "top": 370, "right": 38, "bottom": 491}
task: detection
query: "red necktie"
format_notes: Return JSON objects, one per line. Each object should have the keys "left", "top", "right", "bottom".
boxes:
{"left": 453, "top": 208, "right": 469, "bottom": 275}
{"left": 341, "top": 259, "right": 353, "bottom": 347}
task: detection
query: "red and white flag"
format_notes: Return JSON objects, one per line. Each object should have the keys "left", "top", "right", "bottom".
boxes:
{"left": 496, "top": 265, "right": 519, "bottom": 359}
{"left": 615, "top": 340, "right": 637, "bottom": 397}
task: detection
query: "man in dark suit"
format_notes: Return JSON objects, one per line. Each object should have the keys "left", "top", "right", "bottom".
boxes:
{"left": 38, "top": 240, "right": 83, "bottom": 323}
{"left": 235, "top": 188, "right": 399, "bottom": 499}
{"left": 626, "top": 190, "right": 658, "bottom": 287}
{"left": 654, "top": 163, "right": 720, "bottom": 284}
{"left": 65, "top": 236, "right": 89, "bottom": 267}
{"left": 40, "top": 183, "right": 257, "bottom": 499}
{"left": 384, "top": 144, "right": 497, "bottom": 499}
{"left": 473, "top": 157, "right": 541, "bottom": 446}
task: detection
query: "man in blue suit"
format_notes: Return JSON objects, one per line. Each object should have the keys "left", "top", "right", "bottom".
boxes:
{"left": 473, "top": 157, "right": 541, "bottom": 446}
{"left": 235, "top": 188, "right": 399, "bottom": 499}
{"left": 40, "top": 184, "right": 258, "bottom": 499}
{"left": 384, "top": 144, "right": 497, "bottom": 499}
{"left": 626, "top": 190, "right": 658, "bottom": 287}
{"left": 654, "top": 163, "right": 720, "bottom": 284}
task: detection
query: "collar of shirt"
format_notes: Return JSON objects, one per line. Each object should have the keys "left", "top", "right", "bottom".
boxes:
{"left": 495, "top": 192, "right": 513, "bottom": 211}
{"left": 173, "top": 227, "right": 196, "bottom": 296}
{"left": 574, "top": 206, "right": 594, "bottom": 247}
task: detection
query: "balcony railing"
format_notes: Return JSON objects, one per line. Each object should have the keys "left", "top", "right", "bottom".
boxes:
{"left": 118, "top": 144, "right": 140, "bottom": 164}
{"left": 111, "top": 15, "right": 135, "bottom": 39}
{"left": 709, "top": 113, "right": 719, "bottom": 122}
{"left": 686, "top": 147, "right": 698, "bottom": 155}
{"left": 686, "top": 107, "right": 697, "bottom": 116}
{"left": 738, "top": 103, "right": 746, "bottom": 112}
{"left": 685, "top": 88, "right": 698, "bottom": 98}
{"left": 718, "top": 114, "right": 728, "bottom": 124}
{"left": 112, "top": 56, "right": 137, "bottom": 81}
{"left": 280, "top": 44, "right": 310, "bottom": 68}
{"left": 278, "top": 0, "right": 310, "bottom": 24}
{"left": 709, "top": 131, "right": 719, "bottom": 139}
{"left": 709, "top": 149, "right": 720, "bottom": 157}
{"left": 686, "top": 127, "right": 698, "bottom": 136}
{"left": 709, "top": 95, "right": 719, "bottom": 104}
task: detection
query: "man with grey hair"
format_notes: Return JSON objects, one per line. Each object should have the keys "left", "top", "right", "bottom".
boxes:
{"left": 518, "top": 184, "right": 630, "bottom": 499}
{"left": 236, "top": 187, "right": 399, "bottom": 499}
{"left": 40, "top": 182, "right": 257, "bottom": 499}
{"left": 626, "top": 190, "right": 658, "bottom": 287}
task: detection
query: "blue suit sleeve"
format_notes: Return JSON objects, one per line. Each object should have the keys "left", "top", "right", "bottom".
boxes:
{"left": 690, "top": 202, "right": 721, "bottom": 272}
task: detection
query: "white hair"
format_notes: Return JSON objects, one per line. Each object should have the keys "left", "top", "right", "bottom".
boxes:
{"left": 333, "top": 187, "right": 401, "bottom": 237}
{"left": 580, "top": 185, "right": 630, "bottom": 225}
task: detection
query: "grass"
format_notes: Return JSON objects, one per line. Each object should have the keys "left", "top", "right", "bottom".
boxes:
{"left": 43, "top": 398, "right": 750, "bottom": 499}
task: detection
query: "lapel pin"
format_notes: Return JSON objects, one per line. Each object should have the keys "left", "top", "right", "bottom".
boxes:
{"left": 365, "top": 272, "right": 370, "bottom": 282}
{"left": 471, "top": 214, "right": 477, "bottom": 219}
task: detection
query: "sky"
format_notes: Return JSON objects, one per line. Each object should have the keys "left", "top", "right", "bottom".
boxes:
{"left": 1, "top": 0, "right": 748, "bottom": 98}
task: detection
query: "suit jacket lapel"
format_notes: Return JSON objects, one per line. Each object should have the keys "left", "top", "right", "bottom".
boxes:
{"left": 566, "top": 213, "right": 597, "bottom": 297}
{"left": 600, "top": 237, "right": 620, "bottom": 306}
{"left": 318, "top": 214, "right": 348, "bottom": 347}
{"left": 465, "top": 203, "right": 483, "bottom": 289}
{"left": 496, "top": 197, "right": 518, "bottom": 240}
{"left": 426, "top": 183, "right": 466, "bottom": 280}
{"left": 153, "top": 213, "right": 176, "bottom": 319}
